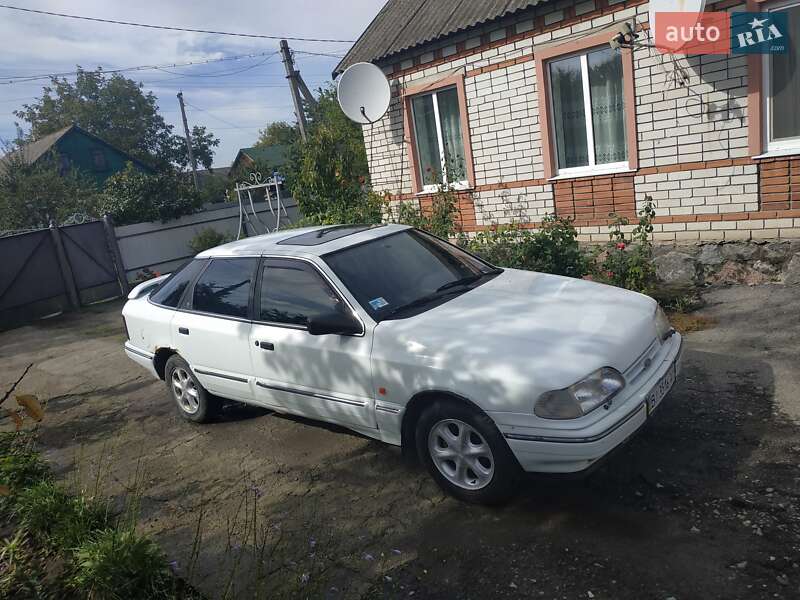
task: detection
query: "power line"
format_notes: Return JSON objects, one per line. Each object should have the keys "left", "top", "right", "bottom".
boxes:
{"left": 183, "top": 99, "right": 266, "bottom": 132}
{"left": 0, "top": 4, "right": 355, "bottom": 43}
{"left": 153, "top": 53, "right": 277, "bottom": 78}
{"left": 0, "top": 50, "right": 279, "bottom": 84}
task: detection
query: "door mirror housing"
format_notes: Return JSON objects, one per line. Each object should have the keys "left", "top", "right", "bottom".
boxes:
{"left": 306, "top": 311, "right": 362, "bottom": 336}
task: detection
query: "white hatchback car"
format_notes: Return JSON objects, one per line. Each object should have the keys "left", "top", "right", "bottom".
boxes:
{"left": 122, "top": 224, "right": 682, "bottom": 503}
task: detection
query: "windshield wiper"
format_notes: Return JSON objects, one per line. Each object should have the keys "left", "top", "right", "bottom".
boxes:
{"left": 435, "top": 273, "right": 483, "bottom": 292}
{"left": 435, "top": 268, "right": 503, "bottom": 293}
{"left": 382, "top": 288, "right": 464, "bottom": 318}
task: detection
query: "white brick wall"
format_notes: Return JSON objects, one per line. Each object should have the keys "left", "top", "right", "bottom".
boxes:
{"left": 358, "top": 0, "right": 798, "bottom": 240}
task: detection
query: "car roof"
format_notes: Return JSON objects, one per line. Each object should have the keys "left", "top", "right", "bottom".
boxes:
{"left": 196, "top": 223, "right": 412, "bottom": 258}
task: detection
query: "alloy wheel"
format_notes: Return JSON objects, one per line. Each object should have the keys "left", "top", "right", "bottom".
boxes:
{"left": 171, "top": 368, "right": 200, "bottom": 414}
{"left": 428, "top": 418, "right": 495, "bottom": 490}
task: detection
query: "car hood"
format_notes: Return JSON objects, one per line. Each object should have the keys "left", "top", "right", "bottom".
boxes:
{"left": 373, "top": 268, "right": 658, "bottom": 394}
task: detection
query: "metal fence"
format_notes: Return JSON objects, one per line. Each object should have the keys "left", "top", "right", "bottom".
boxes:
{"left": 0, "top": 217, "right": 127, "bottom": 331}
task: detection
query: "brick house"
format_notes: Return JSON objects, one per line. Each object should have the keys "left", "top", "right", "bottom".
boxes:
{"left": 334, "top": 0, "right": 800, "bottom": 242}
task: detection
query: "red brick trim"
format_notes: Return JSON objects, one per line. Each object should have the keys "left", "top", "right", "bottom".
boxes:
{"left": 554, "top": 174, "right": 636, "bottom": 220}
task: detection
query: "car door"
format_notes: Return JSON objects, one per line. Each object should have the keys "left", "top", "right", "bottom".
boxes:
{"left": 172, "top": 257, "right": 257, "bottom": 403}
{"left": 249, "top": 257, "right": 376, "bottom": 430}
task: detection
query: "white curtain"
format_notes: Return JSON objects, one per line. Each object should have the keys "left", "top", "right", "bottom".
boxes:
{"left": 588, "top": 47, "right": 627, "bottom": 164}
{"left": 436, "top": 88, "right": 466, "bottom": 183}
{"left": 549, "top": 56, "right": 589, "bottom": 168}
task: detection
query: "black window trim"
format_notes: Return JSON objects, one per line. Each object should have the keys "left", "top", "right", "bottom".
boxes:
{"left": 180, "top": 256, "right": 260, "bottom": 323}
{"left": 253, "top": 255, "right": 366, "bottom": 336}
{"left": 148, "top": 258, "right": 209, "bottom": 311}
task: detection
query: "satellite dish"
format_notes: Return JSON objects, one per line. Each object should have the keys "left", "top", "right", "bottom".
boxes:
{"left": 337, "top": 62, "right": 391, "bottom": 124}
{"left": 649, "top": 0, "right": 707, "bottom": 45}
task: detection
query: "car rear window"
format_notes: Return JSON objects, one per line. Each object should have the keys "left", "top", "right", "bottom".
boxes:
{"left": 150, "top": 259, "right": 206, "bottom": 308}
{"left": 191, "top": 258, "right": 256, "bottom": 319}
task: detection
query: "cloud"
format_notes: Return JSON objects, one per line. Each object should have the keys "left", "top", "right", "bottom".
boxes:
{"left": 0, "top": 0, "right": 383, "bottom": 166}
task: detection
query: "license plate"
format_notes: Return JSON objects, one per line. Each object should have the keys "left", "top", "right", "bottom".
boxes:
{"left": 646, "top": 363, "right": 676, "bottom": 414}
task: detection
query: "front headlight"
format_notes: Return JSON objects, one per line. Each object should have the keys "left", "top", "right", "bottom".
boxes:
{"left": 655, "top": 306, "right": 673, "bottom": 341}
{"left": 534, "top": 367, "right": 626, "bottom": 419}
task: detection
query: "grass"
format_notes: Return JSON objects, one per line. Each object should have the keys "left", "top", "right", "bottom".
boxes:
{"left": 0, "top": 430, "right": 203, "bottom": 599}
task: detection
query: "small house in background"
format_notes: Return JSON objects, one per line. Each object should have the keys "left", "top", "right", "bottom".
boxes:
{"left": 1, "top": 124, "right": 154, "bottom": 186}
{"left": 229, "top": 144, "right": 291, "bottom": 202}
{"left": 229, "top": 144, "right": 291, "bottom": 181}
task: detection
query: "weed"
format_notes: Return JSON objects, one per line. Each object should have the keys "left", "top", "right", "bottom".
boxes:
{"left": 0, "top": 531, "right": 46, "bottom": 598}
{"left": 0, "top": 432, "right": 51, "bottom": 517}
{"left": 69, "top": 529, "right": 174, "bottom": 600}
{"left": 14, "top": 481, "right": 110, "bottom": 550}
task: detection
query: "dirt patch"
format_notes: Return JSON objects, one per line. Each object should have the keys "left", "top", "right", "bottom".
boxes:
{"left": 669, "top": 312, "right": 715, "bottom": 334}
{"left": 1, "top": 290, "right": 799, "bottom": 599}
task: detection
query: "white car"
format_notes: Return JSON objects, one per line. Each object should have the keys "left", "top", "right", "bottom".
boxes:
{"left": 122, "top": 224, "right": 682, "bottom": 504}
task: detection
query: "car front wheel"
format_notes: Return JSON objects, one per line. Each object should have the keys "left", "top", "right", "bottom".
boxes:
{"left": 164, "top": 355, "right": 215, "bottom": 423}
{"left": 415, "top": 399, "right": 520, "bottom": 504}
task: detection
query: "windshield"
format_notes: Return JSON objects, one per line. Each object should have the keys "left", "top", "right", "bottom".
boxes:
{"left": 323, "top": 229, "right": 500, "bottom": 321}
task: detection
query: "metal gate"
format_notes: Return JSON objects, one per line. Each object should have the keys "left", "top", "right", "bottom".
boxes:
{"left": 0, "top": 218, "right": 127, "bottom": 331}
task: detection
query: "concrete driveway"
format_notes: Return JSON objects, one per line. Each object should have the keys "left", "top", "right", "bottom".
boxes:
{"left": 1, "top": 285, "right": 798, "bottom": 599}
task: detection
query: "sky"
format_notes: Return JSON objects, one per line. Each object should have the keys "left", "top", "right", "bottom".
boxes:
{"left": 0, "top": 0, "right": 385, "bottom": 167}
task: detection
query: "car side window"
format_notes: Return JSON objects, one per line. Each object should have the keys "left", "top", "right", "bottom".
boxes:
{"left": 150, "top": 259, "right": 207, "bottom": 308}
{"left": 191, "top": 258, "right": 256, "bottom": 319}
{"left": 259, "top": 258, "right": 343, "bottom": 326}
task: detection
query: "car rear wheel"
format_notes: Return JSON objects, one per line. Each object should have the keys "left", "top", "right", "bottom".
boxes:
{"left": 415, "top": 399, "right": 520, "bottom": 504}
{"left": 165, "top": 355, "right": 215, "bottom": 423}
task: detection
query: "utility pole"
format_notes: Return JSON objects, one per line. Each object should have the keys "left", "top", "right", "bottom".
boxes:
{"left": 280, "top": 39, "right": 316, "bottom": 142}
{"left": 177, "top": 91, "right": 199, "bottom": 191}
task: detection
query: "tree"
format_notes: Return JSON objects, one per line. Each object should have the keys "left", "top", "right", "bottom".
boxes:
{"left": 255, "top": 121, "right": 299, "bottom": 148}
{"left": 168, "top": 125, "right": 220, "bottom": 171}
{"left": 290, "top": 85, "right": 379, "bottom": 224}
{"left": 14, "top": 68, "right": 219, "bottom": 173}
{"left": 99, "top": 163, "right": 201, "bottom": 225}
{"left": 0, "top": 146, "right": 101, "bottom": 231}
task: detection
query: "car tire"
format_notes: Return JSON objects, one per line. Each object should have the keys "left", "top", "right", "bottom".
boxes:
{"left": 164, "top": 355, "right": 216, "bottom": 423}
{"left": 415, "top": 399, "right": 521, "bottom": 505}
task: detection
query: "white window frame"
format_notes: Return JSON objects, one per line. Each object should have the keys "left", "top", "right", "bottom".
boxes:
{"left": 410, "top": 87, "right": 470, "bottom": 193}
{"left": 547, "top": 48, "right": 629, "bottom": 178}
{"left": 763, "top": 0, "right": 800, "bottom": 154}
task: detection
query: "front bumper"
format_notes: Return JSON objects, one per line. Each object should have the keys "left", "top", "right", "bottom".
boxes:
{"left": 498, "top": 333, "right": 683, "bottom": 473}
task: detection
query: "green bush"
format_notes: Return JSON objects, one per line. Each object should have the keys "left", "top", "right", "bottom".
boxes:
{"left": 188, "top": 227, "right": 232, "bottom": 254}
{"left": 70, "top": 529, "right": 173, "bottom": 600}
{"left": 100, "top": 163, "right": 201, "bottom": 225}
{"left": 461, "top": 214, "right": 587, "bottom": 277}
{"left": 14, "top": 481, "right": 109, "bottom": 550}
{"left": 391, "top": 186, "right": 459, "bottom": 239}
{"left": 590, "top": 197, "right": 657, "bottom": 294}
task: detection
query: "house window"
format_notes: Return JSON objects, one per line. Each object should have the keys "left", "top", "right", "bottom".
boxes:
{"left": 91, "top": 149, "right": 107, "bottom": 171}
{"left": 763, "top": 1, "right": 800, "bottom": 152}
{"left": 410, "top": 87, "right": 468, "bottom": 190}
{"left": 547, "top": 46, "right": 628, "bottom": 175}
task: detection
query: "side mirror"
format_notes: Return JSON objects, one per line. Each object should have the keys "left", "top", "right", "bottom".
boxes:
{"left": 307, "top": 311, "right": 362, "bottom": 336}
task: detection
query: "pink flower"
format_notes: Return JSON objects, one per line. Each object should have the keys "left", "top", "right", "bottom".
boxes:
{"left": 606, "top": 270, "right": 614, "bottom": 278}
{"left": 616, "top": 242, "right": 626, "bottom": 250}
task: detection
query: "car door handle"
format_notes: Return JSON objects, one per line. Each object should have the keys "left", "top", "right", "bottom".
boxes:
{"left": 178, "top": 327, "right": 189, "bottom": 335}
{"left": 256, "top": 341, "right": 274, "bottom": 351}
